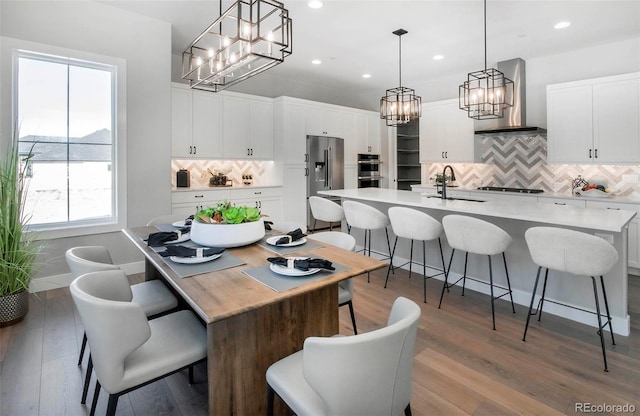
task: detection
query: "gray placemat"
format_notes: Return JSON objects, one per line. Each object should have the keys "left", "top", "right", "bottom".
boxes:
{"left": 243, "top": 262, "right": 349, "bottom": 292}
{"left": 150, "top": 241, "right": 245, "bottom": 278}
{"left": 257, "top": 235, "right": 324, "bottom": 255}
{"left": 154, "top": 223, "right": 184, "bottom": 232}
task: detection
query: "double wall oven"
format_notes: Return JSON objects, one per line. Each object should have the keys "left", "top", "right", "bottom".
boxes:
{"left": 357, "top": 153, "right": 381, "bottom": 188}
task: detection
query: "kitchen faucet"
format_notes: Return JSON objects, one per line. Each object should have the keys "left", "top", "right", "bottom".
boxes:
{"left": 441, "top": 165, "right": 456, "bottom": 200}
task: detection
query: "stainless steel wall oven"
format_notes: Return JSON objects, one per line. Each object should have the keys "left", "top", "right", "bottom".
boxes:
{"left": 358, "top": 153, "right": 381, "bottom": 188}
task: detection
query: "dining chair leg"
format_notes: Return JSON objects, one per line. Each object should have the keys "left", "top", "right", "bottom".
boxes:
{"left": 537, "top": 268, "right": 550, "bottom": 321}
{"left": 488, "top": 255, "right": 496, "bottom": 330}
{"left": 599, "top": 276, "right": 616, "bottom": 345}
{"left": 106, "top": 394, "right": 119, "bottom": 416}
{"left": 267, "top": 385, "right": 275, "bottom": 416}
{"left": 404, "top": 403, "right": 412, "bottom": 416}
{"left": 89, "top": 380, "right": 100, "bottom": 416}
{"left": 312, "top": 219, "right": 317, "bottom": 233}
{"left": 78, "top": 332, "right": 88, "bottom": 366}
{"left": 347, "top": 300, "right": 358, "bottom": 335}
{"left": 523, "top": 266, "right": 543, "bottom": 342}
{"left": 384, "top": 237, "right": 398, "bottom": 288}
{"left": 81, "top": 355, "right": 93, "bottom": 404}
{"left": 591, "top": 276, "right": 609, "bottom": 372}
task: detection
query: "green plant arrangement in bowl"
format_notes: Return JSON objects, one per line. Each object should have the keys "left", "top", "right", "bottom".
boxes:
{"left": 0, "top": 142, "right": 40, "bottom": 327}
{"left": 190, "top": 200, "right": 265, "bottom": 248}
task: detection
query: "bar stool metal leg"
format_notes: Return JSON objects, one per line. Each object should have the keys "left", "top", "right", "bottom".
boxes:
{"left": 438, "top": 249, "right": 456, "bottom": 308}
{"left": 537, "top": 268, "right": 550, "bottom": 321}
{"left": 438, "top": 238, "right": 449, "bottom": 294}
{"left": 591, "top": 276, "right": 609, "bottom": 372}
{"left": 488, "top": 255, "right": 496, "bottom": 330}
{"left": 81, "top": 355, "right": 93, "bottom": 404}
{"left": 599, "top": 275, "right": 616, "bottom": 345}
{"left": 461, "top": 252, "right": 469, "bottom": 296}
{"left": 384, "top": 236, "right": 399, "bottom": 288}
{"left": 423, "top": 240, "right": 427, "bottom": 303}
{"left": 503, "top": 253, "right": 516, "bottom": 313}
{"left": 523, "top": 266, "right": 543, "bottom": 341}
{"left": 78, "top": 332, "right": 87, "bottom": 366}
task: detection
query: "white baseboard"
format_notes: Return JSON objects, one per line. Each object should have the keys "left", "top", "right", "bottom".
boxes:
{"left": 29, "top": 261, "right": 146, "bottom": 293}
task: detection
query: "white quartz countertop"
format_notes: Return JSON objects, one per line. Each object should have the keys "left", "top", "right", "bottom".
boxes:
{"left": 172, "top": 185, "right": 281, "bottom": 192}
{"left": 319, "top": 188, "right": 636, "bottom": 232}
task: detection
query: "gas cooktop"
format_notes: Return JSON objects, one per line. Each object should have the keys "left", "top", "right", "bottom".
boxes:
{"left": 477, "top": 186, "right": 544, "bottom": 194}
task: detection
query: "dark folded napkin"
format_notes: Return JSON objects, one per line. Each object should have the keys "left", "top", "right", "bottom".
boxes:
{"left": 159, "top": 245, "right": 224, "bottom": 258}
{"left": 267, "top": 257, "right": 335, "bottom": 271}
{"left": 147, "top": 230, "right": 186, "bottom": 247}
{"left": 264, "top": 221, "right": 274, "bottom": 231}
{"left": 275, "top": 228, "right": 307, "bottom": 245}
{"left": 184, "top": 215, "right": 194, "bottom": 226}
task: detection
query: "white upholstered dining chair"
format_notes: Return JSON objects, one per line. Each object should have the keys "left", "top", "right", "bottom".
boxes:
{"left": 70, "top": 270, "right": 206, "bottom": 416}
{"left": 308, "top": 231, "right": 358, "bottom": 334}
{"left": 266, "top": 296, "right": 421, "bottom": 416}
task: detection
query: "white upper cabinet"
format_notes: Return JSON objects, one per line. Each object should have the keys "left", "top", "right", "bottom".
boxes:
{"left": 274, "top": 99, "right": 307, "bottom": 164}
{"left": 420, "top": 99, "right": 474, "bottom": 163}
{"left": 547, "top": 73, "right": 640, "bottom": 164}
{"left": 354, "top": 112, "right": 381, "bottom": 155}
{"left": 340, "top": 111, "right": 358, "bottom": 164}
{"left": 222, "top": 94, "right": 274, "bottom": 159}
{"left": 171, "top": 86, "right": 223, "bottom": 158}
{"left": 306, "top": 106, "right": 341, "bottom": 136}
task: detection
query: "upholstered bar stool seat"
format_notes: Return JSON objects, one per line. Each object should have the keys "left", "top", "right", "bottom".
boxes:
{"left": 386, "top": 207, "right": 447, "bottom": 303}
{"left": 439, "top": 215, "right": 516, "bottom": 330}
{"left": 523, "top": 227, "right": 618, "bottom": 371}
{"left": 343, "top": 200, "right": 393, "bottom": 282}
{"left": 309, "top": 196, "right": 346, "bottom": 232}
{"left": 308, "top": 231, "right": 358, "bottom": 334}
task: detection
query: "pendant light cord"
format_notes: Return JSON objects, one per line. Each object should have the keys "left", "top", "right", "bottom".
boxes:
{"left": 398, "top": 34, "right": 402, "bottom": 88}
{"left": 483, "top": 0, "right": 487, "bottom": 70}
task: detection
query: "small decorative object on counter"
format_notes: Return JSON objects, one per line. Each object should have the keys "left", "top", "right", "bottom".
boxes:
{"left": 176, "top": 169, "right": 190, "bottom": 188}
{"left": 208, "top": 168, "right": 232, "bottom": 187}
{"left": 573, "top": 175, "right": 612, "bottom": 197}
{"left": 242, "top": 174, "right": 253, "bottom": 185}
{"left": 571, "top": 175, "right": 588, "bottom": 195}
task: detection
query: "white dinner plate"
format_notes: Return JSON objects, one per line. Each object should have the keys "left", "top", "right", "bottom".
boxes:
{"left": 172, "top": 220, "right": 187, "bottom": 227}
{"left": 165, "top": 233, "right": 190, "bottom": 244}
{"left": 169, "top": 253, "right": 222, "bottom": 264}
{"left": 269, "top": 257, "right": 320, "bottom": 277}
{"left": 266, "top": 235, "right": 307, "bottom": 247}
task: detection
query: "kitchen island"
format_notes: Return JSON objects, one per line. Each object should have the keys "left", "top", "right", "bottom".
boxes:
{"left": 319, "top": 188, "right": 636, "bottom": 335}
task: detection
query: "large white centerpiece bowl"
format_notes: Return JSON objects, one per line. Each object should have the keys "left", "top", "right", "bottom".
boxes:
{"left": 190, "top": 218, "right": 265, "bottom": 248}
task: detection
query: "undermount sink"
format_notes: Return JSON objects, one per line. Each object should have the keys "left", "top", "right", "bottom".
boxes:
{"left": 424, "top": 195, "right": 487, "bottom": 203}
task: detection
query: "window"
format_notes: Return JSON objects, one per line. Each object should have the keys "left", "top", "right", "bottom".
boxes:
{"left": 14, "top": 49, "right": 125, "bottom": 237}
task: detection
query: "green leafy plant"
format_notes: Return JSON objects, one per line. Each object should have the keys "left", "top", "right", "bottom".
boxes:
{"left": 196, "top": 200, "right": 262, "bottom": 224}
{"left": 0, "top": 142, "right": 40, "bottom": 296}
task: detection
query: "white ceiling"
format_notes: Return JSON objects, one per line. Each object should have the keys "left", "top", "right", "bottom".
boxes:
{"left": 101, "top": 0, "right": 640, "bottom": 110}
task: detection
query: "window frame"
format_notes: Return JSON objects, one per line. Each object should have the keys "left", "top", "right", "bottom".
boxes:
{"left": 12, "top": 44, "right": 127, "bottom": 240}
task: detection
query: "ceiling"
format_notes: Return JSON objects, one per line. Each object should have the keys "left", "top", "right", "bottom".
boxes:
{"left": 101, "top": 0, "right": 640, "bottom": 110}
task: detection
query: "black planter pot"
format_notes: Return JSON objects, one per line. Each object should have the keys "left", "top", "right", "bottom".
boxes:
{"left": 0, "top": 289, "right": 29, "bottom": 327}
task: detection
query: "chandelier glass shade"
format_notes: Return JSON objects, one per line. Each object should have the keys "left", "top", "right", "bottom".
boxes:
{"left": 380, "top": 29, "right": 421, "bottom": 127}
{"left": 459, "top": 0, "right": 513, "bottom": 119}
{"left": 182, "top": 0, "right": 292, "bottom": 92}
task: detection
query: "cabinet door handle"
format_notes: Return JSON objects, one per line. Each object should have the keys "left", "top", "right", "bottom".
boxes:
{"left": 305, "top": 153, "right": 309, "bottom": 162}
{"left": 445, "top": 151, "right": 448, "bottom": 158}
{"left": 189, "top": 146, "right": 192, "bottom": 155}
{"left": 254, "top": 191, "right": 262, "bottom": 195}
{"left": 193, "top": 146, "right": 196, "bottom": 155}
{"left": 251, "top": 148, "right": 254, "bottom": 156}
{"left": 247, "top": 148, "right": 250, "bottom": 156}
{"left": 195, "top": 195, "right": 204, "bottom": 199}
{"left": 305, "top": 168, "right": 309, "bottom": 176}
{"left": 595, "top": 149, "right": 598, "bottom": 159}
{"left": 259, "top": 201, "right": 262, "bottom": 208}
{"left": 589, "top": 149, "right": 592, "bottom": 158}
{"left": 607, "top": 207, "right": 621, "bottom": 210}
{"left": 554, "top": 202, "right": 566, "bottom": 206}
{"left": 441, "top": 152, "right": 444, "bottom": 159}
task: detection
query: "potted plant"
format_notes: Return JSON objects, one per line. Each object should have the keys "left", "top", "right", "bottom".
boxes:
{"left": 190, "top": 200, "right": 265, "bottom": 248}
{"left": 0, "top": 142, "right": 39, "bottom": 326}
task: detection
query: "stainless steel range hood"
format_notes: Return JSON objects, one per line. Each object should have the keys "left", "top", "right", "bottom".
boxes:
{"left": 474, "top": 58, "right": 546, "bottom": 135}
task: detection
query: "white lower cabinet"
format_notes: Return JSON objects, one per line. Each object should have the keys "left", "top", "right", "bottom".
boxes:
{"left": 282, "top": 164, "right": 307, "bottom": 228}
{"left": 172, "top": 190, "right": 231, "bottom": 216}
{"left": 537, "top": 196, "right": 586, "bottom": 207}
{"left": 586, "top": 200, "right": 640, "bottom": 269}
{"left": 228, "top": 187, "right": 283, "bottom": 223}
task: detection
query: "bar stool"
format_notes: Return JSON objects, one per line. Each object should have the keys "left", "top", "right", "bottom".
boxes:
{"left": 343, "top": 200, "right": 393, "bottom": 282}
{"left": 309, "top": 196, "right": 346, "bottom": 232}
{"left": 523, "top": 227, "right": 617, "bottom": 371}
{"left": 386, "top": 207, "right": 447, "bottom": 303}
{"left": 438, "top": 215, "right": 516, "bottom": 330}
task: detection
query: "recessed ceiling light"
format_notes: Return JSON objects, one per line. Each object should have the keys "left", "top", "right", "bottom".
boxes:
{"left": 433, "top": 55, "right": 444, "bottom": 61}
{"left": 311, "top": 59, "right": 322, "bottom": 65}
{"left": 308, "top": 1, "right": 323, "bottom": 9}
{"left": 554, "top": 21, "right": 571, "bottom": 29}
{"left": 362, "top": 74, "right": 372, "bottom": 78}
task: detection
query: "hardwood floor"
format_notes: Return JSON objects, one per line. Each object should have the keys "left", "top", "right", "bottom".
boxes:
{"left": 1, "top": 269, "right": 639, "bottom": 415}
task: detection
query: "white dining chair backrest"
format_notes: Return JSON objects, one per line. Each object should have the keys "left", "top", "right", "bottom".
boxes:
{"left": 70, "top": 270, "right": 149, "bottom": 391}
{"left": 388, "top": 207, "right": 443, "bottom": 241}
{"left": 308, "top": 231, "right": 356, "bottom": 251}
{"left": 343, "top": 200, "right": 389, "bottom": 230}
{"left": 442, "top": 215, "right": 512, "bottom": 256}
{"left": 66, "top": 246, "right": 120, "bottom": 277}
{"left": 525, "top": 227, "right": 618, "bottom": 277}
{"left": 309, "top": 196, "right": 345, "bottom": 223}
{"left": 302, "top": 297, "right": 420, "bottom": 415}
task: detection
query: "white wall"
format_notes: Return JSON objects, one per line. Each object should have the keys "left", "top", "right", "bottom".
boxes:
{"left": 0, "top": 1, "right": 172, "bottom": 281}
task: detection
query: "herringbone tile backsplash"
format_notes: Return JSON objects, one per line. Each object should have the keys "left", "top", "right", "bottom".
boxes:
{"left": 171, "top": 160, "right": 274, "bottom": 187}
{"left": 423, "top": 134, "right": 640, "bottom": 198}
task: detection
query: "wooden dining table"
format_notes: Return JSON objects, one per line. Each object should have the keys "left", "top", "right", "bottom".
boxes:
{"left": 122, "top": 226, "right": 387, "bottom": 415}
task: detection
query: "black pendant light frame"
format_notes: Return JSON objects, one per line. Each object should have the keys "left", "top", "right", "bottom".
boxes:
{"left": 380, "top": 29, "right": 422, "bottom": 127}
{"left": 459, "top": 0, "right": 514, "bottom": 119}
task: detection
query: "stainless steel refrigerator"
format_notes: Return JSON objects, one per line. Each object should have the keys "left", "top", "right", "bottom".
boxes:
{"left": 306, "top": 135, "right": 344, "bottom": 231}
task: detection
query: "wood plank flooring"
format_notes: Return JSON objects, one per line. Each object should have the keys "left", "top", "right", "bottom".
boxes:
{"left": 1, "top": 269, "right": 639, "bottom": 415}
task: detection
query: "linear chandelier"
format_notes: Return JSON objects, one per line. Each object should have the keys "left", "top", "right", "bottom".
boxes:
{"left": 459, "top": 0, "right": 513, "bottom": 119}
{"left": 182, "top": 0, "right": 292, "bottom": 92}
{"left": 380, "top": 29, "right": 421, "bottom": 127}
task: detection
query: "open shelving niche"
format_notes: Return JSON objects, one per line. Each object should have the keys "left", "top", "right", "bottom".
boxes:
{"left": 396, "top": 120, "right": 420, "bottom": 190}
